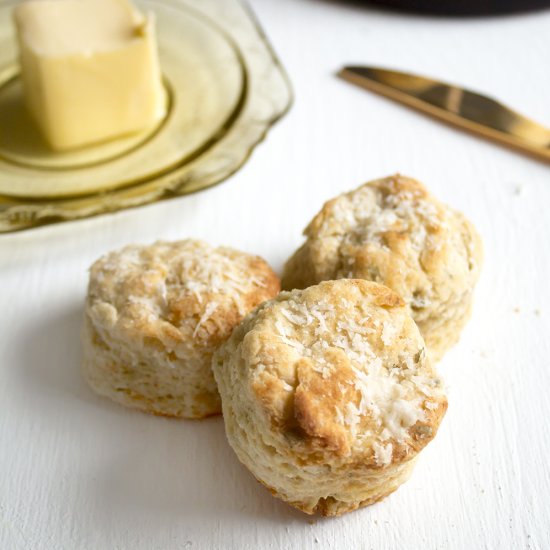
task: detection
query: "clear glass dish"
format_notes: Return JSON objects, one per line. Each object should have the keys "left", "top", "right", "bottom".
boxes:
{"left": 0, "top": 0, "right": 292, "bottom": 232}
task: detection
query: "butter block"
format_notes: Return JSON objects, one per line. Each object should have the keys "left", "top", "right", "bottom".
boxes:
{"left": 13, "top": 0, "right": 166, "bottom": 151}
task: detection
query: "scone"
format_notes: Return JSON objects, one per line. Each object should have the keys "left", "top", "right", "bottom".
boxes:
{"left": 82, "top": 239, "right": 280, "bottom": 419}
{"left": 213, "top": 279, "right": 447, "bottom": 516}
{"left": 282, "top": 175, "right": 482, "bottom": 361}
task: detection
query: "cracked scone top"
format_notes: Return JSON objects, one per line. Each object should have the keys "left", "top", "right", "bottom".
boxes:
{"left": 282, "top": 175, "right": 483, "bottom": 361}
{"left": 213, "top": 279, "right": 447, "bottom": 516}
{"left": 82, "top": 239, "right": 280, "bottom": 418}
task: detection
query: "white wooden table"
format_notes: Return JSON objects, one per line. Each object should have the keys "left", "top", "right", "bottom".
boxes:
{"left": 2, "top": 1, "right": 550, "bottom": 548}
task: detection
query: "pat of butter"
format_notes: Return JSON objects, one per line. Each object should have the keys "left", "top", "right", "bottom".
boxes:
{"left": 13, "top": 0, "right": 166, "bottom": 151}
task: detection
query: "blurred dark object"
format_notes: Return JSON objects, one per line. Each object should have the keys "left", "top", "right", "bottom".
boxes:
{"left": 366, "top": 0, "right": 550, "bottom": 15}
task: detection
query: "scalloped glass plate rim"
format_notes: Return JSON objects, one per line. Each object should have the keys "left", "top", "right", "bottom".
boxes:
{"left": 0, "top": 0, "right": 293, "bottom": 232}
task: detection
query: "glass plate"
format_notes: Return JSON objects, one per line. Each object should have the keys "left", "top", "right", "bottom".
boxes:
{"left": 0, "top": 0, "right": 292, "bottom": 232}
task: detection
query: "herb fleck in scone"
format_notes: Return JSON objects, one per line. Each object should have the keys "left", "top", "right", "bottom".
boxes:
{"left": 82, "top": 239, "right": 280, "bottom": 419}
{"left": 282, "top": 175, "right": 482, "bottom": 361}
{"left": 213, "top": 279, "right": 447, "bottom": 516}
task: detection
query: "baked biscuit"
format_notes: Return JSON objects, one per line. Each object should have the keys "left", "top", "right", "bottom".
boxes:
{"left": 213, "top": 279, "right": 447, "bottom": 516}
{"left": 282, "top": 175, "right": 482, "bottom": 361}
{"left": 82, "top": 239, "right": 280, "bottom": 419}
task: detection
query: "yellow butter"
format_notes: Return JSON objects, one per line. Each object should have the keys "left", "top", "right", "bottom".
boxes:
{"left": 13, "top": 0, "right": 165, "bottom": 151}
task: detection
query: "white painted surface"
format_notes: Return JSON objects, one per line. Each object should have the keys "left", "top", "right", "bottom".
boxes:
{"left": 1, "top": 0, "right": 550, "bottom": 548}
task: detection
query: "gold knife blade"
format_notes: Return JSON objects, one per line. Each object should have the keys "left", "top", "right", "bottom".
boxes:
{"left": 339, "top": 66, "right": 550, "bottom": 162}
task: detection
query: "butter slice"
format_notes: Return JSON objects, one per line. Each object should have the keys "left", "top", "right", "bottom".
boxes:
{"left": 13, "top": 0, "right": 165, "bottom": 150}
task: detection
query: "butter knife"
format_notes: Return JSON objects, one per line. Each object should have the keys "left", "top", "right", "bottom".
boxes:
{"left": 339, "top": 66, "right": 550, "bottom": 162}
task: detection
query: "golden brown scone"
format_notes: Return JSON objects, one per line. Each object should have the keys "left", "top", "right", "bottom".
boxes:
{"left": 213, "top": 279, "right": 447, "bottom": 516}
{"left": 82, "top": 239, "right": 280, "bottom": 419}
{"left": 282, "top": 175, "right": 482, "bottom": 361}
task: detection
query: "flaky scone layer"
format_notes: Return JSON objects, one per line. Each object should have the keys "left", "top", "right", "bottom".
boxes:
{"left": 213, "top": 280, "right": 447, "bottom": 516}
{"left": 282, "top": 175, "right": 483, "bottom": 361}
{"left": 82, "top": 239, "right": 280, "bottom": 418}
